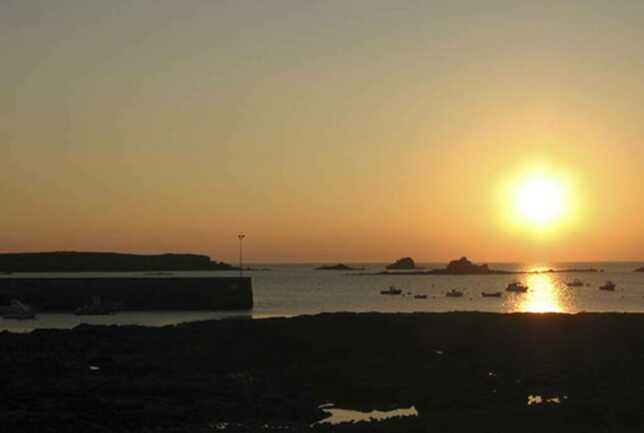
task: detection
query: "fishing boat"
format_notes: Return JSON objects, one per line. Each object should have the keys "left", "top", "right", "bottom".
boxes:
{"left": 506, "top": 281, "right": 529, "bottom": 293}
{"left": 414, "top": 294, "right": 428, "bottom": 299}
{"left": 566, "top": 279, "right": 584, "bottom": 287}
{"left": 446, "top": 289, "right": 464, "bottom": 298}
{"left": 380, "top": 286, "right": 403, "bottom": 295}
{"left": 481, "top": 291, "right": 502, "bottom": 298}
{"left": 2, "top": 300, "right": 36, "bottom": 320}
{"left": 599, "top": 281, "right": 616, "bottom": 291}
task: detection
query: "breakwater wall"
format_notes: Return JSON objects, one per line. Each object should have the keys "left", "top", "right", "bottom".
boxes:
{"left": 0, "top": 277, "right": 253, "bottom": 311}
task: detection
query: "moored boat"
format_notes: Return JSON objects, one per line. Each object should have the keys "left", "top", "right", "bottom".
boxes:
{"left": 599, "top": 281, "right": 616, "bottom": 291}
{"left": 414, "top": 294, "right": 428, "bottom": 299}
{"left": 506, "top": 281, "right": 529, "bottom": 293}
{"left": 446, "top": 289, "right": 464, "bottom": 298}
{"left": 2, "top": 300, "right": 36, "bottom": 320}
{"left": 566, "top": 279, "right": 584, "bottom": 287}
{"left": 481, "top": 291, "right": 502, "bottom": 298}
{"left": 380, "top": 286, "right": 403, "bottom": 295}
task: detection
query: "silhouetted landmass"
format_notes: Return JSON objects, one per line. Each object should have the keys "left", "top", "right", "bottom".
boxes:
{"left": 442, "top": 256, "right": 493, "bottom": 273}
{"left": 4, "top": 312, "right": 644, "bottom": 432}
{"left": 315, "top": 264, "right": 365, "bottom": 271}
{"left": 377, "top": 257, "right": 508, "bottom": 275}
{"left": 386, "top": 257, "right": 420, "bottom": 270}
{"left": 0, "top": 251, "right": 237, "bottom": 272}
{"left": 368, "top": 257, "right": 599, "bottom": 276}
{"left": 534, "top": 268, "right": 599, "bottom": 273}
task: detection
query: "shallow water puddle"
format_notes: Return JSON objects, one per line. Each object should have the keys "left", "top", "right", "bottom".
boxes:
{"left": 317, "top": 404, "right": 418, "bottom": 425}
{"left": 528, "top": 395, "right": 567, "bottom": 405}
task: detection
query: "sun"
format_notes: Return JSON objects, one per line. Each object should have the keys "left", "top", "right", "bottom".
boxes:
{"left": 515, "top": 176, "right": 565, "bottom": 225}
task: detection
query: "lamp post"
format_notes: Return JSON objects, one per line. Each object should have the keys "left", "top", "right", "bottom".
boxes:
{"left": 238, "top": 234, "right": 246, "bottom": 278}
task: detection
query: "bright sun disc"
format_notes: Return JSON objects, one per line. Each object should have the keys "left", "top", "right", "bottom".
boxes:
{"left": 515, "top": 177, "right": 565, "bottom": 225}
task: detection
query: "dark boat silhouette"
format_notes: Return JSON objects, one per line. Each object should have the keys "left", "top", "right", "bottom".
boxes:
{"left": 2, "top": 300, "right": 36, "bottom": 320}
{"left": 380, "top": 286, "right": 402, "bottom": 295}
{"left": 506, "top": 281, "right": 528, "bottom": 293}
{"left": 566, "top": 279, "right": 584, "bottom": 287}
{"left": 599, "top": 281, "right": 616, "bottom": 291}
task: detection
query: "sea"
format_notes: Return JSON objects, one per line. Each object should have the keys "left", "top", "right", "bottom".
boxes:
{"left": 2, "top": 262, "right": 643, "bottom": 332}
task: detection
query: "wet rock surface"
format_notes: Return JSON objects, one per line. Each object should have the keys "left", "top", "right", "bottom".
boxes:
{"left": 2, "top": 312, "right": 644, "bottom": 432}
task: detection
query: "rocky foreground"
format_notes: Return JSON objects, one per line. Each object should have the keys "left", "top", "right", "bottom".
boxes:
{"left": 3, "top": 313, "right": 644, "bottom": 432}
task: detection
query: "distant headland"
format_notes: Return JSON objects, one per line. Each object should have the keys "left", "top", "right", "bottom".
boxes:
{"left": 0, "top": 252, "right": 238, "bottom": 273}
{"left": 314, "top": 263, "right": 365, "bottom": 271}
{"left": 369, "top": 256, "right": 599, "bottom": 276}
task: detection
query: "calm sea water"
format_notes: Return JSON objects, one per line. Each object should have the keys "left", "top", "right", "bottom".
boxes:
{"left": 2, "top": 262, "right": 644, "bottom": 332}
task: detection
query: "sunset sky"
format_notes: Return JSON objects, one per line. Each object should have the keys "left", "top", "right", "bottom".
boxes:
{"left": 2, "top": 1, "right": 643, "bottom": 263}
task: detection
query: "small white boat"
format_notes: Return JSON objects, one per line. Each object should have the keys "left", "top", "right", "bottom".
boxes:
{"left": 446, "top": 289, "right": 463, "bottom": 298}
{"left": 506, "top": 281, "right": 528, "bottom": 293}
{"left": 599, "top": 281, "right": 616, "bottom": 291}
{"left": 380, "top": 286, "right": 403, "bottom": 295}
{"left": 2, "top": 300, "right": 36, "bottom": 320}
{"left": 566, "top": 279, "right": 584, "bottom": 287}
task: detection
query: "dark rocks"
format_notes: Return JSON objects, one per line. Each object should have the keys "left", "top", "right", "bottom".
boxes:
{"left": 376, "top": 257, "right": 599, "bottom": 276}
{"left": 636, "top": 267, "right": 644, "bottom": 272}
{"left": 443, "top": 256, "right": 491, "bottom": 274}
{"left": 386, "top": 257, "right": 419, "bottom": 270}
{"left": 376, "top": 257, "right": 510, "bottom": 275}
{"left": 315, "top": 264, "right": 365, "bottom": 271}
{"left": 6, "top": 313, "right": 644, "bottom": 432}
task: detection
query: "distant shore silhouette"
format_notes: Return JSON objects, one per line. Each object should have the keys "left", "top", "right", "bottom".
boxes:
{"left": 314, "top": 263, "right": 365, "bottom": 271}
{"left": 0, "top": 251, "right": 238, "bottom": 272}
{"left": 362, "top": 257, "right": 599, "bottom": 275}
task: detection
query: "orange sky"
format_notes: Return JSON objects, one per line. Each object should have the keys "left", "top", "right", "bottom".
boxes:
{"left": 2, "top": 1, "right": 643, "bottom": 263}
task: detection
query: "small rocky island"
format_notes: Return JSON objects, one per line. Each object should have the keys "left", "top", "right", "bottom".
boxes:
{"left": 386, "top": 257, "right": 421, "bottom": 270}
{"left": 372, "top": 256, "right": 599, "bottom": 276}
{"left": 379, "top": 256, "right": 505, "bottom": 275}
{"left": 440, "top": 256, "right": 497, "bottom": 274}
{"left": 314, "top": 263, "right": 365, "bottom": 271}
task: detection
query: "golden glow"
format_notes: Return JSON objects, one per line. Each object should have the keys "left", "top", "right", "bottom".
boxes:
{"left": 2, "top": 2, "right": 643, "bottom": 262}
{"left": 516, "top": 274, "right": 565, "bottom": 313}
{"left": 515, "top": 176, "right": 565, "bottom": 226}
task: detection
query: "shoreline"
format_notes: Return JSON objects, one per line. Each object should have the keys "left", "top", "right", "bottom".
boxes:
{"left": 4, "top": 311, "right": 644, "bottom": 432}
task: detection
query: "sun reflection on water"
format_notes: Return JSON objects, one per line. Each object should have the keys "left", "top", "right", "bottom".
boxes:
{"left": 515, "top": 274, "right": 567, "bottom": 313}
